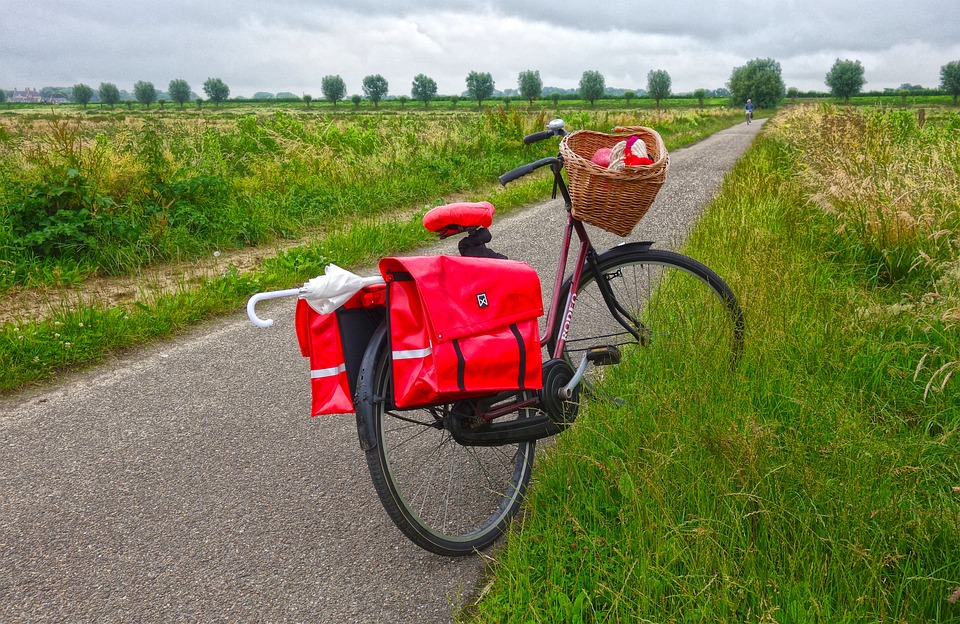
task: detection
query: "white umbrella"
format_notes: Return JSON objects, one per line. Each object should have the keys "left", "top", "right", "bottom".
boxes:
{"left": 246, "top": 264, "right": 385, "bottom": 328}
{"left": 301, "top": 264, "right": 384, "bottom": 315}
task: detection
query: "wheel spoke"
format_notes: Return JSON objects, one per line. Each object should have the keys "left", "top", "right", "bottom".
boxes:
{"left": 362, "top": 325, "right": 535, "bottom": 555}
{"left": 552, "top": 249, "right": 743, "bottom": 390}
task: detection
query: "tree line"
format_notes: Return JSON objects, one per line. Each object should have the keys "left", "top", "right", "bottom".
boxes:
{"left": 61, "top": 78, "right": 231, "bottom": 110}
{"left": 4, "top": 60, "right": 959, "bottom": 110}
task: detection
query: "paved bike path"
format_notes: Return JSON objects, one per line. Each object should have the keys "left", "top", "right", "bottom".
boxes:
{"left": 0, "top": 119, "right": 764, "bottom": 623}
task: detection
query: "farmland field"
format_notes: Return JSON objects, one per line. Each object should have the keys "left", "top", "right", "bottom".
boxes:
{"left": 0, "top": 104, "right": 747, "bottom": 391}
{"left": 0, "top": 105, "right": 744, "bottom": 291}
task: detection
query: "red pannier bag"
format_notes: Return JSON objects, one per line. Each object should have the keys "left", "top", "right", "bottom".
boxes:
{"left": 378, "top": 255, "right": 543, "bottom": 409}
{"left": 294, "top": 284, "right": 386, "bottom": 415}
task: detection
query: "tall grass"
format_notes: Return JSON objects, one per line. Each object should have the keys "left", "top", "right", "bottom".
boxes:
{"left": 0, "top": 107, "right": 741, "bottom": 291}
{"left": 772, "top": 104, "right": 959, "bottom": 399}
{"left": 0, "top": 109, "right": 541, "bottom": 288}
{"left": 0, "top": 107, "right": 745, "bottom": 392}
{"left": 466, "top": 108, "right": 960, "bottom": 622}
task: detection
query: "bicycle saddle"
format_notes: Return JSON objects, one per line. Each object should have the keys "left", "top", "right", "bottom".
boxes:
{"left": 422, "top": 201, "right": 495, "bottom": 237}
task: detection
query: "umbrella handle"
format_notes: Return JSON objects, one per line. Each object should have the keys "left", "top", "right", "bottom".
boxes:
{"left": 247, "top": 288, "right": 302, "bottom": 328}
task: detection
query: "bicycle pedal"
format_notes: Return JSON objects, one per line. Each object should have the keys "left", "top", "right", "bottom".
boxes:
{"left": 586, "top": 346, "right": 621, "bottom": 366}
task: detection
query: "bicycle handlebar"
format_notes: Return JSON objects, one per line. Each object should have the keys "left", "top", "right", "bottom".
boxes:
{"left": 498, "top": 157, "right": 560, "bottom": 186}
{"left": 523, "top": 129, "right": 557, "bottom": 145}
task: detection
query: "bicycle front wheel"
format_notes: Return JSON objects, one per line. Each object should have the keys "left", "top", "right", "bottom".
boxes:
{"left": 356, "top": 325, "right": 535, "bottom": 556}
{"left": 549, "top": 245, "right": 744, "bottom": 391}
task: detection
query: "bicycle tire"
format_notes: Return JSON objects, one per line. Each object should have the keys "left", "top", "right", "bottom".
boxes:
{"left": 355, "top": 324, "right": 536, "bottom": 556}
{"left": 548, "top": 245, "right": 744, "bottom": 393}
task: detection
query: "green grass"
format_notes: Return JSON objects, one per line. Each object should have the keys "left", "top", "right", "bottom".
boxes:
{"left": 0, "top": 106, "right": 742, "bottom": 290}
{"left": 465, "top": 112, "right": 960, "bottom": 622}
{"left": 0, "top": 107, "right": 748, "bottom": 393}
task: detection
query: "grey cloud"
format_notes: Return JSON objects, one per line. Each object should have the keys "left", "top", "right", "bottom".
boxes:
{"left": 3, "top": 0, "right": 958, "bottom": 95}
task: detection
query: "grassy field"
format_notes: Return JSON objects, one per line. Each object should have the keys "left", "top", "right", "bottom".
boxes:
{"left": 0, "top": 105, "right": 747, "bottom": 393}
{"left": 464, "top": 105, "right": 960, "bottom": 622}
{"left": 3, "top": 96, "right": 958, "bottom": 619}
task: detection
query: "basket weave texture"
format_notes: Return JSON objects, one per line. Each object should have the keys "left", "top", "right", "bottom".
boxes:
{"left": 559, "top": 126, "right": 669, "bottom": 236}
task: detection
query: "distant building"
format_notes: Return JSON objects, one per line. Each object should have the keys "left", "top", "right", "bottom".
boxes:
{"left": 9, "top": 88, "right": 68, "bottom": 104}
{"left": 10, "top": 88, "right": 44, "bottom": 103}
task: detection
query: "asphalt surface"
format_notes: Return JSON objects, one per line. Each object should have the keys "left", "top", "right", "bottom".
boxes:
{"left": 1, "top": 118, "right": 765, "bottom": 623}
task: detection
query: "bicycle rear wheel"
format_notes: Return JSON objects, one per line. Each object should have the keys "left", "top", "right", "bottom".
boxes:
{"left": 355, "top": 325, "right": 535, "bottom": 556}
{"left": 549, "top": 244, "right": 744, "bottom": 392}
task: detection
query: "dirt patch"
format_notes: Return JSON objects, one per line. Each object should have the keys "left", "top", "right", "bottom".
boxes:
{"left": 0, "top": 241, "right": 299, "bottom": 325}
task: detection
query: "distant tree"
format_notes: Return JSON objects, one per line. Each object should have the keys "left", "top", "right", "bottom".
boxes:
{"left": 72, "top": 83, "right": 94, "bottom": 109}
{"left": 168, "top": 79, "right": 191, "bottom": 108}
{"left": 398, "top": 95, "right": 408, "bottom": 109}
{"left": 303, "top": 94, "right": 312, "bottom": 108}
{"left": 551, "top": 93, "right": 560, "bottom": 108}
{"left": 825, "top": 59, "right": 865, "bottom": 104}
{"left": 647, "top": 69, "right": 672, "bottom": 108}
{"left": 157, "top": 99, "right": 166, "bottom": 109}
{"left": 411, "top": 74, "right": 437, "bottom": 107}
{"left": 518, "top": 70, "right": 542, "bottom": 106}
{"left": 351, "top": 94, "right": 362, "bottom": 109}
{"left": 134, "top": 81, "right": 157, "bottom": 108}
{"left": 0, "top": 89, "right": 6, "bottom": 106}
{"left": 465, "top": 71, "right": 495, "bottom": 109}
{"left": 98, "top": 82, "right": 121, "bottom": 108}
{"left": 693, "top": 88, "right": 706, "bottom": 108}
{"left": 624, "top": 90, "right": 635, "bottom": 106}
{"left": 579, "top": 70, "right": 605, "bottom": 107}
{"left": 728, "top": 58, "right": 785, "bottom": 108}
{"left": 203, "top": 78, "right": 230, "bottom": 107}
{"left": 941, "top": 61, "right": 960, "bottom": 106}
{"left": 450, "top": 95, "right": 459, "bottom": 108}
{"left": 362, "top": 74, "right": 389, "bottom": 109}
{"left": 787, "top": 86, "right": 799, "bottom": 103}
{"left": 322, "top": 75, "right": 346, "bottom": 108}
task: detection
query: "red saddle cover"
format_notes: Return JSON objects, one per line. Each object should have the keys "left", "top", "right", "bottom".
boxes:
{"left": 379, "top": 255, "right": 543, "bottom": 409}
{"left": 422, "top": 201, "right": 495, "bottom": 235}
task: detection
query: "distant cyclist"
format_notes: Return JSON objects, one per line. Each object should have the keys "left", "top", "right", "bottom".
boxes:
{"left": 745, "top": 99, "right": 755, "bottom": 124}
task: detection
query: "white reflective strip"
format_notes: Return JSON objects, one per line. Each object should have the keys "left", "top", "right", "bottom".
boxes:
{"left": 391, "top": 347, "right": 433, "bottom": 360}
{"left": 311, "top": 364, "right": 346, "bottom": 379}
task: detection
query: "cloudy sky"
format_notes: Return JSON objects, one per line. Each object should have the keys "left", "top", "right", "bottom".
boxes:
{"left": 4, "top": 0, "right": 959, "bottom": 97}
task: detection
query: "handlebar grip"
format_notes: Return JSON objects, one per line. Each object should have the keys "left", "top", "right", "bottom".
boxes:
{"left": 498, "top": 157, "right": 559, "bottom": 186}
{"left": 523, "top": 130, "right": 556, "bottom": 145}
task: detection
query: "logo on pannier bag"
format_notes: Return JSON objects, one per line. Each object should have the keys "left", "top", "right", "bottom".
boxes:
{"left": 476, "top": 293, "right": 489, "bottom": 308}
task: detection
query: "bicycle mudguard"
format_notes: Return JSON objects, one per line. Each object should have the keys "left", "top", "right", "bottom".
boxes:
{"left": 294, "top": 285, "right": 385, "bottom": 415}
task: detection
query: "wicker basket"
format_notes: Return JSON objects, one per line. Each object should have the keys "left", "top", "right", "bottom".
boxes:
{"left": 559, "top": 126, "right": 669, "bottom": 236}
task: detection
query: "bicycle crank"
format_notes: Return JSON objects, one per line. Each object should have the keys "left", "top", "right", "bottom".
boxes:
{"left": 539, "top": 358, "right": 580, "bottom": 428}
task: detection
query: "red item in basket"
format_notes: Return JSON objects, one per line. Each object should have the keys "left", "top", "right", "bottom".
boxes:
{"left": 624, "top": 135, "right": 654, "bottom": 166}
{"left": 591, "top": 147, "right": 612, "bottom": 168}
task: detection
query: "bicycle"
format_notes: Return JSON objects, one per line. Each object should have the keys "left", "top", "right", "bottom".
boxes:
{"left": 247, "top": 119, "right": 745, "bottom": 556}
